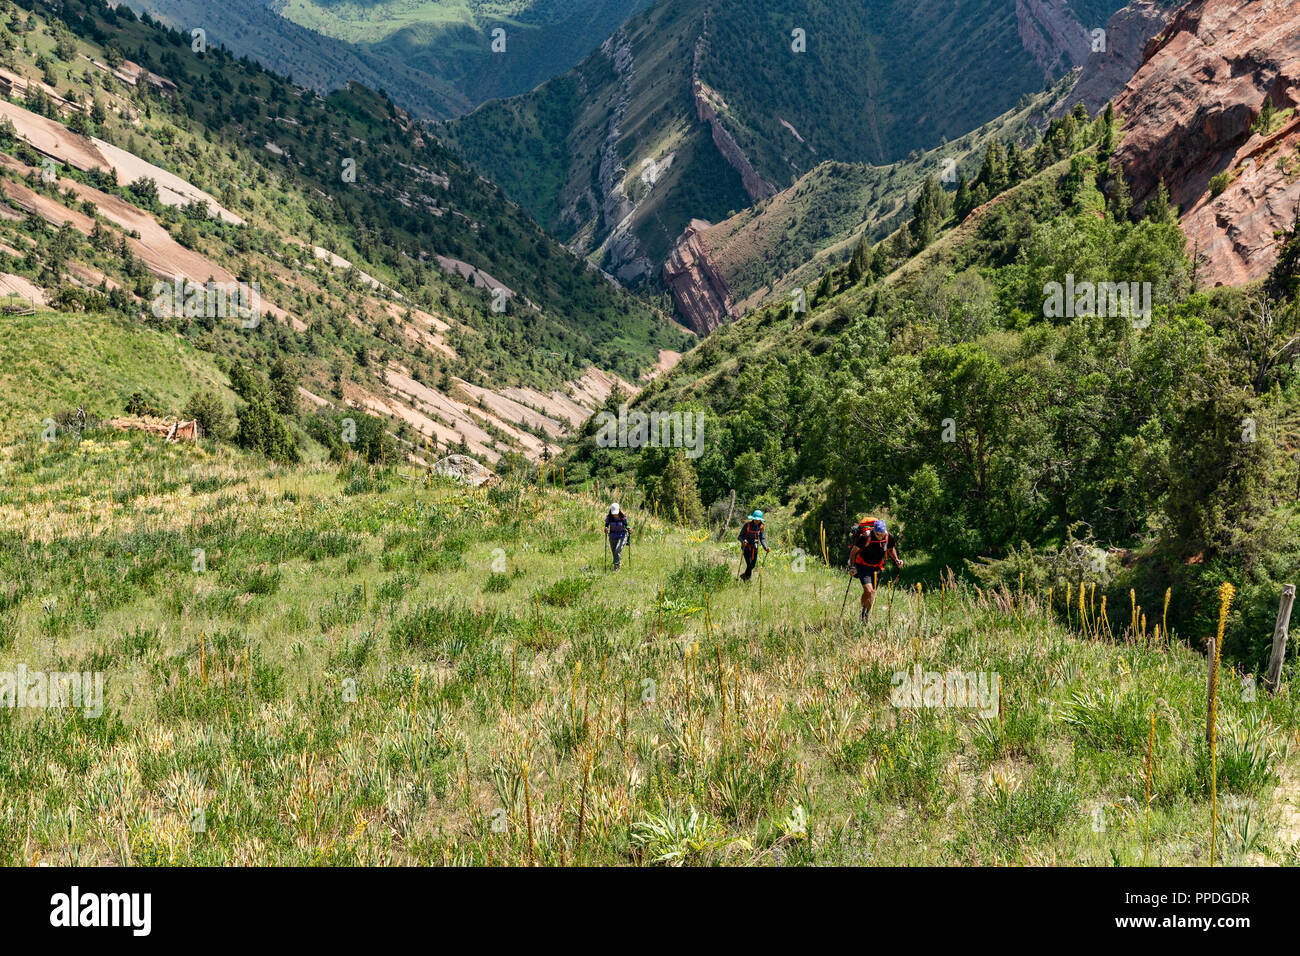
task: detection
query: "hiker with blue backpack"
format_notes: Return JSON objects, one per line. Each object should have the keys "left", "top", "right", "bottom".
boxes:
{"left": 738, "top": 509, "right": 769, "bottom": 581}
{"left": 848, "top": 517, "right": 902, "bottom": 624}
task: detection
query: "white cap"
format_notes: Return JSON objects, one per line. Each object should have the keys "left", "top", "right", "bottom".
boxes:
{"left": 609, "top": 503, "right": 620, "bottom": 515}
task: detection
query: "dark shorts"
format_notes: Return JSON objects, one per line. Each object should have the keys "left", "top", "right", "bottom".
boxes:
{"left": 854, "top": 564, "right": 885, "bottom": 587}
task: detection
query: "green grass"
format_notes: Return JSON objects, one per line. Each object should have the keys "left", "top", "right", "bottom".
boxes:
{"left": 1, "top": 432, "right": 1296, "bottom": 866}
{"left": 0, "top": 312, "right": 233, "bottom": 443}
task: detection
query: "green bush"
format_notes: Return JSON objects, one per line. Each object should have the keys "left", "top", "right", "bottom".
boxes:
{"left": 236, "top": 398, "right": 299, "bottom": 464}
{"left": 182, "top": 389, "right": 233, "bottom": 441}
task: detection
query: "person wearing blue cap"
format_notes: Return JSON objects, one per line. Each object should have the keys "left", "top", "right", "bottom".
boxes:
{"left": 738, "top": 509, "right": 768, "bottom": 580}
{"left": 848, "top": 517, "right": 902, "bottom": 624}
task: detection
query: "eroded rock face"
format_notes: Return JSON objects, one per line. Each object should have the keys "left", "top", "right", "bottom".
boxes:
{"left": 592, "top": 30, "right": 653, "bottom": 283}
{"left": 110, "top": 417, "right": 201, "bottom": 442}
{"left": 1113, "top": 0, "right": 1300, "bottom": 286}
{"left": 662, "top": 219, "right": 735, "bottom": 334}
{"left": 1016, "top": 0, "right": 1093, "bottom": 75}
{"left": 1053, "top": 0, "right": 1174, "bottom": 117}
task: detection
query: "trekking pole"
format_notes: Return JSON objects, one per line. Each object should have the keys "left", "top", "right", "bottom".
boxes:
{"left": 840, "top": 570, "right": 853, "bottom": 617}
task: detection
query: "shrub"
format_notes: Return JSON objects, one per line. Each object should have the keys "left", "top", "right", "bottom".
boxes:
{"left": 124, "top": 391, "right": 161, "bottom": 417}
{"left": 236, "top": 397, "right": 299, "bottom": 464}
{"left": 182, "top": 389, "right": 233, "bottom": 441}
{"left": 535, "top": 575, "right": 593, "bottom": 607}
{"left": 127, "top": 176, "right": 158, "bottom": 205}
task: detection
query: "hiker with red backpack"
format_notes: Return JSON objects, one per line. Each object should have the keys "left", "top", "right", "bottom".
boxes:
{"left": 848, "top": 517, "right": 902, "bottom": 624}
{"left": 604, "top": 503, "right": 630, "bottom": 571}
{"left": 738, "top": 509, "right": 769, "bottom": 581}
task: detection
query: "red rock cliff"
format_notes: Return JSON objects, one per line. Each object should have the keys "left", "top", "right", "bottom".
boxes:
{"left": 1113, "top": 0, "right": 1300, "bottom": 286}
{"left": 662, "top": 219, "right": 736, "bottom": 334}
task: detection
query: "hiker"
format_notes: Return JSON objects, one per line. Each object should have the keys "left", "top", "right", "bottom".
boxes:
{"left": 738, "top": 509, "right": 769, "bottom": 580}
{"left": 605, "top": 503, "right": 630, "bottom": 571}
{"left": 848, "top": 518, "right": 902, "bottom": 624}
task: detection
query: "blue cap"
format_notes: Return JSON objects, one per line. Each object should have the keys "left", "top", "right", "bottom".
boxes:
{"left": 873, "top": 520, "right": 886, "bottom": 533}
{"left": 749, "top": 510, "right": 764, "bottom": 521}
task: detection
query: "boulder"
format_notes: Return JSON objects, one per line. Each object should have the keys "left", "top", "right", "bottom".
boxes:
{"left": 429, "top": 454, "right": 498, "bottom": 488}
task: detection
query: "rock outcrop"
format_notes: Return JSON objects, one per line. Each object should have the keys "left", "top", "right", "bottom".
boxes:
{"left": 1052, "top": 1, "right": 1175, "bottom": 117}
{"left": 1015, "top": 0, "right": 1094, "bottom": 76}
{"left": 662, "top": 219, "right": 736, "bottom": 334}
{"left": 591, "top": 30, "right": 654, "bottom": 283}
{"left": 692, "top": 31, "right": 776, "bottom": 203}
{"left": 1113, "top": 0, "right": 1300, "bottom": 287}
{"left": 429, "top": 454, "right": 499, "bottom": 488}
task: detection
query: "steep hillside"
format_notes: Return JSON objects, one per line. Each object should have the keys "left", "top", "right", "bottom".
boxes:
{"left": 562, "top": 100, "right": 1300, "bottom": 676}
{"left": 123, "top": 0, "right": 654, "bottom": 119}
{"left": 0, "top": 311, "right": 234, "bottom": 438}
{"left": 1113, "top": 0, "right": 1300, "bottom": 286}
{"left": 2, "top": 432, "right": 1296, "bottom": 866}
{"left": 0, "top": 0, "right": 686, "bottom": 461}
{"left": 444, "top": 0, "right": 1134, "bottom": 291}
{"left": 278, "top": 0, "right": 656, "bottom": 110}
{"left": 664, "top": 90, "right": 1064, "bottom": 332}
{"left": 663, "top": 0, "right": 1180, "bottom": 332}
{"left": 445, "top": 0, "right": 750, "bottom": 283}
{"left": 122, "top": 0, "right": 468, "bottom": 117}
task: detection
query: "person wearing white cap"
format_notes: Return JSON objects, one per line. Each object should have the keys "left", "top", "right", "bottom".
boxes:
{"left": 604, "top": 503, "right": 630, "bottom": 570}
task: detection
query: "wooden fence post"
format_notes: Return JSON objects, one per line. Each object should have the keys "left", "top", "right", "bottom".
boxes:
{"left": 1265, "top": 584, "right": 1295, "bottom": 694}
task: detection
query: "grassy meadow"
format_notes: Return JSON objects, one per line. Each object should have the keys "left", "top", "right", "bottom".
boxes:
{"left": 0, "top": 430, "right": 1297, "bottom": 866}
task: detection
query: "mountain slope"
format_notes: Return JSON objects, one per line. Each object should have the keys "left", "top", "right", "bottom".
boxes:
{"left": 278, "top": 0, "right": 657, "bottom": 110}
{"left": 2, "top": 431, "right": 1296, "bottom": 865}
{"left": 444, "top": 0, "right": 1134, "bottom": 289}
{"left": 664, "top": 90, "right": 1064, "bottom": 332}
{"left": 0, "top": 0, "right": 686, "bottom": 461}
{"left": 124, "top": 0, "right": 655, "bottom": 119}
{"left": 122, "top": 0, "right": 469, "bottom": 116}
{"left": 662, "top": 0, "right": 1179, "bottom": 332}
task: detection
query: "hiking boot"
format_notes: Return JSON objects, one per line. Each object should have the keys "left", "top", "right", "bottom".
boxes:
{"left": 859, "top": 607, "right": 870, "bottom": 625}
